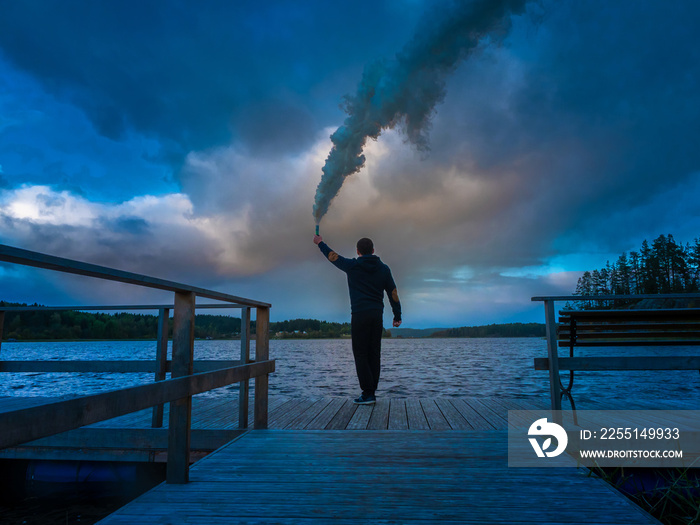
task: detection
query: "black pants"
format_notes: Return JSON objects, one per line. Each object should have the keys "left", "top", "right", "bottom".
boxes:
{"left": 351, "top": 310, "right": 383, "bottom": 396}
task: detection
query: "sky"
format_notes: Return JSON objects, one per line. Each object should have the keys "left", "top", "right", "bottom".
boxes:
{"left": 1, "top": 0, "right": 699, "bottom": 328}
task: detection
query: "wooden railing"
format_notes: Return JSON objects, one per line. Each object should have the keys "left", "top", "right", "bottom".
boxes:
{"left": 531, "top": 294, "right": 700, "bottom": 412}
{"left": 0, "top": 244, "right": 274, "bottom": 483}
{"left": 0, "top": 303, "right": 252, "bottom": 428}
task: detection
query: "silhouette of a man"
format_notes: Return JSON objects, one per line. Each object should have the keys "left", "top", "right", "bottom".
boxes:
{"left": 314, "top": 234, "right": 402, "bottom": 404}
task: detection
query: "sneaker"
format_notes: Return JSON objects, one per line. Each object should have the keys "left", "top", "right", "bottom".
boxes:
{"left": 353, "top": 393, "right": 376, "bottom": 405}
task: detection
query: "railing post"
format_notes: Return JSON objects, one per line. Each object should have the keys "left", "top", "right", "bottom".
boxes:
{"left": 152, "top": 307, "right": 170, "bottom": 428}
{"left": 544, "top": 299, "right": 562, "bottom": 414}
{"left": 167, "top": 292, "right": 195, "bottom": 484}
{"left": 238, "top": 307, "right": 251, "bottom": 429}
{"left": 254, "top": 306, "right": 270, "bottom": 429}
{"left": 0, "top": 311, "right": 5, "bottom": 353}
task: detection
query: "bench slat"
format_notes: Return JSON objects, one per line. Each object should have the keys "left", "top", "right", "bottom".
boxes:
{"left": 560, "top": 309, "right": 700, "bottom": 320}
{"left": 560, "top": 331, "right": 700, "bottom": 339}
{"left": 535, "top": 355, "right": 700, "bottom": 371}
{"left": 558, "top": 340, "right": 700, "bottom": 347}
{"left": 560, "top": 323, "right": 700, "bottom": 331}
{"left": 558, "top": 309, "right": 700, "bottom": 347}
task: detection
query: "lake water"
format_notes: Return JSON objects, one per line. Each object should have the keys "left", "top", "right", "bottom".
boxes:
{"left": 2, "top": 338, "right": 700, "bottom": 407}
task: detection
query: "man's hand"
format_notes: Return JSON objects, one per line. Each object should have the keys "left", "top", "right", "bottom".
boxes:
{"left": 393, "top": 320, "right": 402, "bottom": 327}
{"left": 313, "top": 234, "right": 323, "bottom": 245}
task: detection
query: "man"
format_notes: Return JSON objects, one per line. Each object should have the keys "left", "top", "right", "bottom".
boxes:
{"left": 313, "top": 234, "right": 402, "bottom": 405}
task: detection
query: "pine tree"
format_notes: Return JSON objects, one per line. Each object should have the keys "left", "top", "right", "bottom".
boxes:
{"left": 629, "top": 251, "right": 641, "bottom": 294}
{"left": 572, "top": 234, "right": 700, "bottom": 308}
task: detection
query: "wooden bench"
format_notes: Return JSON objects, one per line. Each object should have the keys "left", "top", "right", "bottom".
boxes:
{"left": 532, "top": 295, "right": 700, "bottom": 410}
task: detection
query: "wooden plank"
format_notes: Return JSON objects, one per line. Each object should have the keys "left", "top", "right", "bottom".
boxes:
{"left": 4, "top": 428, "right": 245, "bottom": 451}
{"left": 254, "top": 306, "right": 270, "bottom": 429}
{"left": 0, "top": 447, "right": 161, "bottom": 463}
{"left": 405, "top": 398, "right": 430, "bottom": 430}
{"left": 419, "top": 399, "right": 450, "bottom": 430}
{"left": 264, "top": 398, "right": 302, "bottom": 428}
{"left": 464, "top": 398, "right": 508, "bottom": 429}
{"left": 0, "top": 304, "right": 246, "bottom": 312}
{"left": 558, "top": 340, "right": 700, "bottom": 347}
{"left": 284, "top": 398, "right": 333, "bottom": 430}
{"left": 92, "top": 408, "right": 153, "bottom": 429}
{"left": 535, "top": 355, "right": 700, "bottom": 371}
{"left": 434, "top": 399, "right": 472, "bottom": 430}
{"left": 562, "top": 308, "right": 700, "bottom": 319}
{"left": 560, "top": 323, "right": 700, "bottom": 333}
{"left": 387, "top": 399, "right": 408, "bottom": 430}
{"left": 533, "top": 293, "right": 700, "bottom": 301}
{"left": 346, "top": 404, "right": 372, "bottom": 430}
{"left": 99, "top": 430, "right": 659, "bottom": 525}
{"left": 0, "top": 360, "right": 275, "bottom": 449}
{"left": 367, "top": 398, "right": 390, "bottom": 430}
{"left": 488, "top": 396, "right": 546, "bottom": 412}
{"left": 305, "top": 398, "right": 347, "bottom": 430}
{"left": 265, "top": 398, "right": 303, "bottom": 428}
{"left": 485, "top": 397, "right": 537, "bottom": 428}
{"left": 449, "top": 399, "right": 496, "bottom": 430}
{"left": 325, "top": 399, "right": 358, "bottom": 430}
{"left": 0, "top": 359, "right": 240, "bottom": 373}
{"left": 510, "top": 397, "right": 549, "bottom": 410}
{"left": 168, "top": 290, "right": 196, "bottom": 484}
{"left": 269, "top": 399, "right": 318, "bottom": 429}
{"left": 152, "top": 307, "right": 170, "bottom": 428}
{"left": 192, "top": 400, "right": 238, "bottom": 430}
{"left": 238, "top": 306, "right": 251, "bottom": 428}
{"left": 0, "top": 396, "right": 56, "bottom": 413}
{"left": 544, "top": 298, "right": 562, "bottom": 411}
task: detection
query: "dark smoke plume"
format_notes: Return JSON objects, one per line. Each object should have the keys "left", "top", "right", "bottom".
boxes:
{"left": 313, "top": 0, "right": 530, "bottom": 223}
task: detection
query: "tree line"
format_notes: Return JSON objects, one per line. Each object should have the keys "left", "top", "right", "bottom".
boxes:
{"left": 0, "top": 305, "right": 246, "bottom": 341}
{"left": 429, "top": 323, "right": 545, "bottom": 338}
{"left": 0, "top": 305, "right": 391, "bottom": 340}
{"left": 0, "top": 304, "right": 536, "bottom": 340}
{"left": 271, "top": 319, "right": 399, "bottom": 339}
{"left": 573, "top": 234, "right": 700, "bottom": 307}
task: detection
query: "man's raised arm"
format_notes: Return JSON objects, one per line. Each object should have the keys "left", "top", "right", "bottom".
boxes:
{"left": 313, "top": 235, "right": 354, "bottom": 272}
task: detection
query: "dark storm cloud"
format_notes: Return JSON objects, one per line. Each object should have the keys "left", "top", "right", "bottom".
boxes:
{"left": 0, "top": 0, "right": 420, "bottom": 164}
{"left": 369, "top": 0, "right": 700, "bottom": 268}
{"left": 0, "top": 57, "right": 174, "bottom": 200}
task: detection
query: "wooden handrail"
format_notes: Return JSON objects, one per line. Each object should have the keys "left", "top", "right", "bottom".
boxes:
{"left": 0, "top": 360, "right": 275, "bottom": 450}
{"left": 0, "top": 360, "right": 241, "bottom": 373}
{"left": 0, "top": 304, "right": 247, "bottom": 311}
{"left": 0, "top": 244, "right": 274, "bottom": 484}
{"left": 532, "top": 293, "right": 700, "bottom": 302}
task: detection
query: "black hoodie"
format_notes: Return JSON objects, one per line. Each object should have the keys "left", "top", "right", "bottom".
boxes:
{"left": 318, "top": 241, "right": 401, "bottom": 322}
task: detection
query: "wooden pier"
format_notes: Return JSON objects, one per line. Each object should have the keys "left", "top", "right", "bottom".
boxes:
{"left": 4, "top": 392, "right": 694, "bottom": 463}
{"left": 2, "top": 394, "right": 666, "bottom": 523}
{"left": 84, "top": 393, "right": 661, "bottom": 525}
{"left": 0, "top": 246, "right": 675, "bottom": 523}
{"left": 98, "top": 429, "right": 659, "bottom": 525}
{"left": 0, "top": 395, "right": 533, "bottom": 462}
